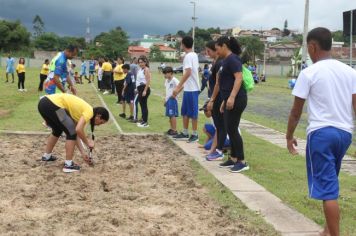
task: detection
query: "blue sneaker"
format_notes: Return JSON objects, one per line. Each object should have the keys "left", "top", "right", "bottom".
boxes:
{"left": 205, "top": 151, "right": 224, "bottom": 161}
{"left": 230, "top": 162, "right": 249, "bottom": 173}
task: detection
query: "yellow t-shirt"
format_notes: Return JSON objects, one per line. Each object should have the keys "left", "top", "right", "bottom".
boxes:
{"left": 113, "top": 64, "right": 126, "bottom": 81}
{"left": 47, "top": 94, "right": 94, "bottom": 123}
{"left": 16, "top": 64, "right": 25, "bottom": 73}
{"left": 40, "top": 63, "right": 49, "bottom": 75}
{"left": 102, "top": 62, "right": 112, "bottom": 72}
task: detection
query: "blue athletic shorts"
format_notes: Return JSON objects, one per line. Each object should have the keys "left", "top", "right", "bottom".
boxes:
{"left": 6, "top": 67, "right": 14, "bottom": 74}
{"left": 89, "top": 70, "right": 95, "bottom": 75}
{"left": 204, "top": 137, "right": 230, "bottom": 150}
{"left": 204, "top": 123, "right": 216, "bottom": 137}
{"left": 306, "top": 126, "right": 352, "bottom": 200}
{"left": 165, "top": 97, "right": 179, "bottom": 117}
{"left": 124, "top": 91, "right": 135, "bottom": 103}
{"left": 181, "top": 91, "right": 199, "bottom": 119}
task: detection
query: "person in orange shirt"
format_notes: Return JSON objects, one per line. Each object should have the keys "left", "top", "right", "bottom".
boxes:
{"left": 38, "top": 59, "right": 50, "bottom": 91}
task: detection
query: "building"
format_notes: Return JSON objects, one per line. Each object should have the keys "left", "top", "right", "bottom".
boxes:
{"left": 267, "top": 42, "right": 300, "bottom": 59}
{"left": 155, "top": 44, "right": 177, "bottom": 60}
{"left": 128, "top": 46, "right": 150, "bottom": 59}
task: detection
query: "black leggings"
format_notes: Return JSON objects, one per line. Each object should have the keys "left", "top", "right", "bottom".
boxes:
{"left": 38, "top": 74, "right": 47, "bottom": 91}
{"left": 38, "top": 97, "right": 77, "bottom": 140}
{"left": 114, "top": 80, "right": 125, "bottom": 102}
{"left": 18, "top": 72, "right": 25, "bottom": 89}
{"left": 223, "top": 94, "right": 247, "bottom": 160}
{"left": 212, "top": 95, "right": 227, "bottom": 151}
{"left": 137, "top": 85, "right": 150, "bottom": 123}
{"left": 103, "top": 72, "right": 112, "bottom": 90}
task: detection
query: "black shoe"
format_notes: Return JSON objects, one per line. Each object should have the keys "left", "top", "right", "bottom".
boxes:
{"left": 130, "top": 119, "right": 138, "bottom": 123}
{"left": 173, "top": 132, "right": 189, "bottom": 141}
{"left": 187, "top": 135, "right": 199, "bottom": 143}
{"left": 41, "top": 155, "right": 57, "bottom": 162}
{"left": 119, "top": 113, "right": 126, "bottom": 118}
{"left": 167, "top": 130, "right": 178, "bottom": 136}
{"left": 166, "top": 129, "right": 173, "bottom": 134}
{"left": 126, "top": 116, "right": 134, "bottom": 121}
{"left": 219, "top": 159, "right": 235, "bottom": 168}
{"left": 63, "top": 162, "right": 80, "bottom": 173}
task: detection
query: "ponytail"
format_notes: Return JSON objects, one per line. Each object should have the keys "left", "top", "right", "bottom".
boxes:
{"left": 205, "top": 41, "right": 216, "bottom": 51}
{"left": 216, "top": 36, "right": 242, "bottom": 56}
{"left": 90, "top": 107, "right": 110, "bottom": 138}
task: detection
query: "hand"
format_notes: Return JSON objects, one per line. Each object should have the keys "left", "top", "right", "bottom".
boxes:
{"left": 220, "top": 101, "right": 225, "bottom": 113}
{"left": 207, "top": 100, "right": 213, "bottom": 112}
{"left": 226, "top": 96, "right": 235, "bottom": 110}
{"left": 142, "top": 91, "right": 147, "bottom": 97}
{"left": 87, "top": 139, "right": 94, "bottom": 149}
{"left": 287, "top": 137, "right": 298, "bottom": 155}
{"left": 172, "top": 87, "right": 180, "bottom": 98}
{"left": 70, "top": 86, "right": 77, "bottom": 95}
{"left": 83, "top": 154, "right": 94, "bottom": 166}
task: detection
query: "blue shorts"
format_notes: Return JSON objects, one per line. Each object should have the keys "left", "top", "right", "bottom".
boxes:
{"left": 124, "top": 92, "right": 135, "bottom": 103}
{"left": 204, "top": 123, "right": 216, "bottom": 137}
{"left": 89, "top": 70, "right": 95, "bottom": 75}
{"left": 204, "top": 137, "right": 230, "bottom": 150}
{"left": 6, "top": 67, "right": 14, "bottom": 74}
{"left": 306, "top": 127, "right": 352, "bottom": 200}
{"left": 165, "top": 98, "right": 179, "bottom": 117}
{"left": 181, "top": 91, "right": 199, "bottom": 119}
{"left": 80, "top": 72, "right": 87, "bottom": 76}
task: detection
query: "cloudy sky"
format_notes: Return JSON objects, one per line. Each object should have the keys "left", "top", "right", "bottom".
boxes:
{"left": 0, "top": 0, "right": 354, "bottom": 39}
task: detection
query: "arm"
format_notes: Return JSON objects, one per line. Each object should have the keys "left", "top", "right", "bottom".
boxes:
{"left": 286, "top": 97, "right": 305, "bottom": 155}
{"left": 353, "top": 94, "right": 356, "bottom": 115}
{"left": 172, "top": 68, "right": 191, "bottom": 98}
{"left": 75, "top": 116, "right": 93, "bottom": 148}
{"left": 143, "top": 68, "right": 151, "bottom": 96}
{"left": 207, "top": 74, "right": 220, "bottom": 111}
{"left": 225, "top": 72, "right": 243, "bottom": 110}
{"left": 66, "top": 74, "right": 77, "bottom": 95}
{"left": 53, "top": 74, "right": 66, "bottom": 93}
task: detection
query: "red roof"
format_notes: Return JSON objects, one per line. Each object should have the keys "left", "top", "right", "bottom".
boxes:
{"left": 128, "top": 46, "right": 150, "bottom": 53}
{"left": 155, "top": 44, "right": 176, "bottom": 52}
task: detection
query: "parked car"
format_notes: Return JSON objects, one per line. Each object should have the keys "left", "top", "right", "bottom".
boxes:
{"left": 173, "top": 65, "right": 183, "bottom": 73}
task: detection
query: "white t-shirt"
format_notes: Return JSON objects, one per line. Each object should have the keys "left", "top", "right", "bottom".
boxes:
{"left": 292, "top": 59, "right": 356, "bottom": 135}
{"left": 136, "top": 68, "right": 147, "bottom": 87}
{"left": 98, "top": 67, "right": 103, "bottom": 81}
{"left": 165, "top": 77, "right": 179, "bottom": 101}
{"left": 183, "top": 52, "right": 200, "bottom": 92}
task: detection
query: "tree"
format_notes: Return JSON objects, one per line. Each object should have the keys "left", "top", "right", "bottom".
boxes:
{"left": 33, "top": 32, "right": 59, "bottom": 50}
{"left": 33, "top": 15, "right": 45, "bottom": 38}
{"left": 176, "top": 30, "right": 186, "bottom": 37}
{"left": 238, "top": 36, "right": 265, "bottom": 63}
{"left": 283, "top": 19, "right": 291, "bottom": 37}
{"left": 58, "top": 36, "right": 86, "bottom": 50}
{"left": 0, "top": 20, "right": 31, "bottom": 52}
{"left": 149, "top": 45, "right": 165, "bottom": 61}
{"left": 93, "top": 26, "right": 129, "bottom": 59}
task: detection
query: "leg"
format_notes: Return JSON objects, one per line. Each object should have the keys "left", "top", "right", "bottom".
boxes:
{"left": 129, "top": 103, "right": 134, "bottom": 117}
{"left": 11, "top": 73, "right": 14, "bottom": 82}
{"left": 114, "top": 81, "right": 120, "bottom": 102}
{"left": 170, "top": 117, "right": 177, "bottom": 131}
{"left": 21, "top": 73, "right": 25, "bottom": 89}
{"left": 323, "top": 200, "right": 339, "bottom": 236}
{"left": 45, "top": 134, "right": 60, "bottom": 154}
{"left": 65, "top": 140, "right": 76, "bottom": 161}
{"left": 5, "top": 73, "right": 8, "bottom": 82}
{"left": 210, "top": 133, "right": 218, "bottom": 153}
{"left": 183, "top": 116, "right": 189, "bottom": 130}
{"left": 192, "top": 118, "right": 198, "bottom": 133}
{"left": 122, "top": 102, "right": 126, "bottom": 114}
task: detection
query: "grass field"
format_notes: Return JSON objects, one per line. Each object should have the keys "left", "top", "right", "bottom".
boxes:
{"left": 1, "top": 67, "right": 356, "bottom": 234}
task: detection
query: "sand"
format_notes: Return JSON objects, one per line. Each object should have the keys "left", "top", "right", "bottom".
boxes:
{"left": 0, "top": 134, "right": 254, "bottom": 236}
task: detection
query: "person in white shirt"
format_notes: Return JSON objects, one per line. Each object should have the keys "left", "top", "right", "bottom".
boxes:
{"left": 163, "top": 66, "right": 180, "bottom": 136}
{"left": 286, "top": 27, "right": 356, "bottom": 236}
{"left": 172, "top": 36, "right": 200, "bottom": 143}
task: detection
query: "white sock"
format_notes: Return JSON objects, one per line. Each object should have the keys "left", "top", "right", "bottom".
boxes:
{"left": 65, "top": 160, "right": 73, "bottom": 166}
{"left": 216, "top": 149, "right": 222, "bottom": 154}
{"left": 192, "top": 130, "right": 198, "bottom": 136}
{"left": 43, "top": 153, "right": 52, "bottom": 160}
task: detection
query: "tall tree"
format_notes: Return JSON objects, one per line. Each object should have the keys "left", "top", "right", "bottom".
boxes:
{"left": 283, "top": 19, "right": 291, "bottom": 37}
{"left": 33, "top": 32, "right": 59, "bottom": 51}
{"left": 33, "top": 15, "right": 45, "bottom": 38}
{"left": 238, "top": 36, "right": 265, "bottom": 63}
{"left": 149, "top": 45, "right": 165, "bottom": 61}
{"left": 0, "top": 20, "right": 31, "bottom": 51}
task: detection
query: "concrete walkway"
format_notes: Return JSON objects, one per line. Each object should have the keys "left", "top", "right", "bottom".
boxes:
{"left": 239, "top": 119, "right": 356, "bottom": 176}
{"left": 173, "top": 140, "right": 322, "bottom": 236}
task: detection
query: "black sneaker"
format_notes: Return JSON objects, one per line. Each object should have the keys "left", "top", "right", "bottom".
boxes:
{"left": 173, "top": 132, "right": 189, "bottom": 141}
{"left": 166, "top": 129, "right": 173, "bottom": 134}
{"left": 167, "top": 130, "right": 178, "bottom": 136}
{"left": 63, "top": 162, "right": 80, "bottom": 173}
{"left": 119, "top": 113, "right": 126, "bottom": 118}
{"left": 126, "top": 116, "right": 134, "bottom": 121}
{"left": 187, "top": 135, "right": 199, "bottom": 143}
{"left": 219, "top": 159, "right": 235, "bottom": 168}
{"left": 41, "top": 155, "right": 57, "bottom": 162}
{"left": 230, "top": 162, "right": 250, "bottom": 173}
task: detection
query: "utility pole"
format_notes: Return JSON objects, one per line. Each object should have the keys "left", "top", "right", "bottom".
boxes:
{"left": 301, "top": 0, "right": 309, "bottom": 67}
{"left": 190, "top": 1, "right": 197, "bottom": 52}
{"left": 85, "top": 17, "right": 91, "bottom": 44}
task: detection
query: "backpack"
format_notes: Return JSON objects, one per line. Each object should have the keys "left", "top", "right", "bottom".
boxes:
{"left": 242, "top": 66, "right": 254, "bottom": 92}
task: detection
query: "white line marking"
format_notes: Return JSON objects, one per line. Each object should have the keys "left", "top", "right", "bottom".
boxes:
{"left": 91, "top": 83, "right": 123, "bottom": 134}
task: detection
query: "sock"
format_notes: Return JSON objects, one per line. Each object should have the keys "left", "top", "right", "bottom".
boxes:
{"left": 192, "top": 130, "right": 198, "bottom": 136}
{"left": 65, "top": 160, "right": 73, "bottom": 166}
{"left": 43, "top": 153, "right": 52, "bottom": 160}
{"left": 216, "top": 149, "right": 222, "bottom": 154}
{"left": 183, "top": 129, "right": 189, "bottom": 135}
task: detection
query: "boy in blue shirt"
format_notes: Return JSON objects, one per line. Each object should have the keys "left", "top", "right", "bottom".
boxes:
{"left": 120, "top": 64, "right": 135, "bottom": 120}
{"left": 88, "top": 56, "right": 96, "bottom": 83}
{"left": 5, "top": 54, "right": 15, "bottom": 83}
{"left": 200, "top": 64, "right": 210, "bottom": 95}
{"left": 80, "top": 59, "right": 89, "bottom": 84}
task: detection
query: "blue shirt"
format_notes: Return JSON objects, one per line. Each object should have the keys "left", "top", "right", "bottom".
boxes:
{"left": 219, "top": 53, "right": 246, "bottom": 100}
{"left": 81, "top": 62, "right": 87, "bottom": 74}
{"left": 203, "top": 68, "right": 210, "bottom": 80}
{"left": 6, "top": 57, "right": 15, "bottom": 70}
{"left": 89, "top": 60, "right": 95, "bottom": 71}
{"left": 124, "top": 72, "right": 135, "bottom": 93}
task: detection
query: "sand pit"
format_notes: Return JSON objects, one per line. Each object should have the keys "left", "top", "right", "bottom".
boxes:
{"left": 0, "top": 134, "right": 257, "bottom": 236}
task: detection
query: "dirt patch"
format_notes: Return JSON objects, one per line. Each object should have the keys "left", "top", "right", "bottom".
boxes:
{"left": 0, "top": 134, "right": 254, "bottom": 236}
{"left": 0, "top": 109, "right": 10, "bottom": 118}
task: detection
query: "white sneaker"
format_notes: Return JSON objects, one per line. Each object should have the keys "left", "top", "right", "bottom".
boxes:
{"left": 137, "top": 122, "right": 149, "bottom": 128}
{"left": 18, "top": 89, "right": 23, "bottom": 92}
{"left": 103, "top": 91, "right": 109, "bottom": 95}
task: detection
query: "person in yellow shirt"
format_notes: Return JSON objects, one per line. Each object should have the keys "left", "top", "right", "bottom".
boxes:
{"left": 38, "top": 93, "right": 109, "bottom": 173}
{"left": 102, "top": 58, "right": 113, "bottom": 95}
{"left": 16, "top": 58, "right": 26, "bottom": 92}
{"left": 38, "top": 59, "right": 50, "bottom": 91}
{"left": 114, "top": 56, "right": 126, "bottom": 104}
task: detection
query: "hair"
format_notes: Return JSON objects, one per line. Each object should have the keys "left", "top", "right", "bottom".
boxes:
{"left": 74, "top": 71, "right": 78, "bottom": 74}
{"left": 19, "top": 57, "right": 25, "bottom": 64}
{"left": 205, "top": 41, "right": 216, "bottom": 51}
{"left": 216, "top": 36, "right": 242, "bottom": 55}
{"left": 71, "top": 63, "right": 76, "bottom": 68}
{"left": 163, "top": 66, "right": 173, "bottom": 74}
{"left": 66, "top": 44, "right": 79, "bottom": 53}
{"left": 131, "top": 57, "right": 137, "bottom": 63}
{"left": 104, "top": 57, "right": 109, "bottom": 62}
{"left": 138, "top": 55, "right": 150, "bottom": 68}
{"left": 90, "top": 107, "right": 110, "bottom": 136}
{"left": 182, "top": 36, "right": 194, "bottom": 49}
{"left": 122, "top": 64, "right": 130, "bottom": 70}
{"left": 204, "top": 64, "right": 209, "bottom": 69}
{"left": 44, "top": 59, "right": 49, "bottom": 64}
{"left": 117, "top": 56, "right": 125, "bottom": 64}
{"left": 307, "top": 27, "right": 332, "bottom": 51}
{"left": 99, "top": 61, "right": 103, "bottom": 67}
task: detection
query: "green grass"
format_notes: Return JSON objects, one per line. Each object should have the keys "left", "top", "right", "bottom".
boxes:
{"left": 242, "top": 130, "right": 356, "bottom": 235}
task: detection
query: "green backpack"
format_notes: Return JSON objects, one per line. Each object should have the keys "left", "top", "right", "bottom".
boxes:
{"left": 242, "top": 66, "right": 254, "bottom": 92}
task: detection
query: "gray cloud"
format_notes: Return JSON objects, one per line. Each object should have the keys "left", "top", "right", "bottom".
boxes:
{"left": 0, "top": 0, "right": 354, "bottom": 39}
